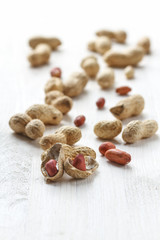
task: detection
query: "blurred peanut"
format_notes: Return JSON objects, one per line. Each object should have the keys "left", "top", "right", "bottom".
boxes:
{"left": 44, "top": 77, "right": 63, "bottom": 93}
{"left": 96, "top": 68, "right": 114, "bottom": 89}
{"left": 104, "top": 47, "right": 145, "bottom": 68}
{"left": 29, "top": 36, "right": 61, "bottom": 50}
{"left": 88, "top": 36, "right": 111, "bottom": 55}
{"left": 28, "top": 43, "right": 51, "bottom": 67}
{"left": 137, "top": 37, "right": 150, "bottom": 54}
{"left": 63, "top": 72, "right": 88, "bottom": 97}
{"left": 81, "top": 56, "right": 99, "bottom": 78}
{"left": 124, "top": 66, "right": 134, "bottom": 79}
{"left": 96, "top": 30, "right": 127, "bottom": 43}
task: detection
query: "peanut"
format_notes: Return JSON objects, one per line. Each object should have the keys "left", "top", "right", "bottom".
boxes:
{"left": 50, "top": 67, "right": 62, "bottom": 78}
{"left": 64, "top": 155, "right": 99, "bottom": 179}
{"left": 96, "top": 30, "right": 127, "bottom": 43}
{"left": 44, "top": 77, "right": 63, "bottom": 93}
{"left": 9, "top": 113, "right": 45, "bottom": 139}
{"left": 72, "top": 154, "right": 86, "bottom": 171}
{"left": 9, "top": 113, "right": 31, "bottom": 134}
{"left": 94, "top": 119, "right": 122, "bottom": 139}
{"left": 88, "top": 40, "right": 96, "bottom": 52}
{"left": 26, "top": 104, "right": 63, "bottom": 125}
{"left": 25, "top": 119, "right": 45, "bottom": 139}
{"left": 96, "top": 68, "right": 115, "bottom": 89}
{"left": 55, "top": 126, "right": 82, "bottom": 145}
{"left": 41, "top": 143, "right": 98, "bottom": 180}
{"left": 96, "top": 97, "right": 105, "bottom": 109}
{"left": 63, "top": 72, "right": 88, "bottom": 97}
{"left": 41, "top": 143, "right": 65, "bottom": 182}
{"left": 28, "top": 43, "right": 51, "bottom": 67}
{"left": 116, "top": 86, "right": 131, "bottom": 95}
{"left": 39, "top": 126, "right": 82, "bottom": 150}
{"left": 63, "top": 145, "right": 98, "bottom": 179}
{"left": 61, "top": 144, "right": 96, "bottom": 160}
{"left": 74, "top": 115, "right": 86, "bottom": 127}
{"left": 81, "top": 56, "right": 99, "bottom": 78}
{"left": 45, "top": 90, "right": 64, "bottom": 104}
{"left": 51, "top": 96, "right": 73, "bottom": 114}
{"left": 29, "top": 36, "right": 61, "bottom": 50}
{"left": 45, "top": 91, "right": 73, "bottom": 114}
{"left": 99, "top": 142, "right": 116, "bottom": 155}
{"left": 40, "top": 133, "right": 67, "bottom": 150}
{"left": 124, "top": 66, "right": 134, "bottom": 79}
{"left": 88, "top": 36, "right": 111, "bottom": 55}
{"left": 137, "top": 37, "right": 150, "bottom": 54}
{"left": 45, "top": 159, "right": 58, "bottom": 177}
{"left": 110, "top": 94, "right": 144, "bottom": 120}
{"left": 105, "top": 149, "right": 131, "bottom": 165}
{"left": 122, "top": 120, "right": 158, "bottom": 143}
{"left": 103, "top": 47, "right": 145, "bottom": 68}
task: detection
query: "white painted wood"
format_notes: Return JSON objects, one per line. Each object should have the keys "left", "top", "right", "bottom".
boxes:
{"left": 0, "top": 0, "right": 160, "bottom": 239}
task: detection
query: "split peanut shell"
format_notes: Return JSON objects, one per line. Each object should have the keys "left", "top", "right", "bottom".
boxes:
{"left": 41, "top": 143, "right": 65, "bottom": 182}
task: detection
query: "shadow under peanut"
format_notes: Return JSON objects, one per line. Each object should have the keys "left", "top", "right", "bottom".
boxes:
{"left": 11, "top": 132, "right": 40, "bottom": 149}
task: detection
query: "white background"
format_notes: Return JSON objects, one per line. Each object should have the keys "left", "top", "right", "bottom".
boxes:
{"left": 0, "top": 0, "right": 160, "bottom": 239}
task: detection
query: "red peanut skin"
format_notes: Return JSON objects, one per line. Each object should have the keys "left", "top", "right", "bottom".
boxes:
{"left": 74, "top": 115, "right": 86, "bottom": 127}
{"left": 50, "top": 67, "right": 62, "bottom": 78}
{"left": 45, "top": 159, "right": 58, "bottom": 177}
{"left": 73, "top": 154, "right": 86, "bottom": 171}
{"left": 105, "top": 149, "right": 131, "bottom": 165}
{"left": 116, "top": 86, "right": 131, "bottom": 95}
{"left": 96, "top": 98, "right": 105, "bottom": 109}
{"left": 99, "top": 142, "right": 116, "bottom": 155}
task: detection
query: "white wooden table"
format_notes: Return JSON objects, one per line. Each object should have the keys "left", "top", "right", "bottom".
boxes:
{"left": 0, "top": 0, "right": 160, "bottom": 239}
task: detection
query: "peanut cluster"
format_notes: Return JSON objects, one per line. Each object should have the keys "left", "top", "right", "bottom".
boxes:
{"left": 8, "top": 30, "right": 158, "bottom": 183}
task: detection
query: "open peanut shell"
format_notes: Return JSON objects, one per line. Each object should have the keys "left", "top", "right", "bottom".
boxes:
{"left": 64, "top": 156, "right": 99, "bottom": 179}
{"left": 41, "top": 143, "right": 65, "bottom": 182}
{"left": 63, "top": 145, "right": 99, "bottom": 179}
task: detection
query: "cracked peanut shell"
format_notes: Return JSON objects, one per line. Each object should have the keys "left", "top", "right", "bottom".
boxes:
{"left": 64, "top": 155, "right": 99, "bottom": 179}
{"left": 41, "top": 143, "right": 65, "bottom": 182}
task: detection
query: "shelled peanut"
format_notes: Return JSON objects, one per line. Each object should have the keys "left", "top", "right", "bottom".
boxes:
{"left": 99, "top": 142, "right": 131, "bottom": 165}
